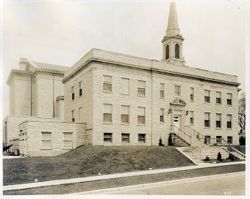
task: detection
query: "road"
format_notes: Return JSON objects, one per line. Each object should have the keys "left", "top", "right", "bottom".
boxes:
{"left": 82, "top": 172, "right": 245, "bottom": 195}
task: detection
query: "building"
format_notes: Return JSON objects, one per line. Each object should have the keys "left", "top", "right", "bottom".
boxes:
{"left": 3, "top": 2, "right": 240, "bottom": 156}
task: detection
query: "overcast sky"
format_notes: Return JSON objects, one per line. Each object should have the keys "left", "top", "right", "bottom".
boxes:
{"left": 1, "top": 0, "right": 247, "bottom": 117}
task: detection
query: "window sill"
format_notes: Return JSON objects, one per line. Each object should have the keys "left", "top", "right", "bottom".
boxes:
{"left": 137, "top": 124, "right": 146, "bottom": 126}
{"left": 137, "top": 95, "right": 146, "bottom": 98}
{"left": 160, "top": 122, "right": 164, "bottom": 125}
{"left": 204, "top": 127, "right": 210, "bottom": 129}
{"left": 103, "top": 91, "right": 112, "bottom": 94}
{"left": 121, "top": 123, "right": 129, "bottom": 126}
{"left": 120, "top": 93, "right": 130, "bottom": 96}
{"left": 227, "top": 105, "right": 232, "bottom": 107}
{"left": 215, "top": 128, "right": 222, "bottom": 130}
{"left": 41, "top": 148, "right": 52, "bottom": 150}
{"left": 227, "top": 128, "right": 232, "bottom": 130}
{"left": 103, "top": 122, "right": 112, "bottom": 125}
{"left": 215, "top": 103, "right": 222, "bottom": 105}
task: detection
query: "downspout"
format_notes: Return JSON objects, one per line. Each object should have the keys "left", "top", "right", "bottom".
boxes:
{"left": 30, "top": 76, "right": 32, "bottom": 116}
{"left": 53, "top": 74, "right": 55, "bottom": 118}
{"left": 150, "top": 60, "right": 153, "bottom": 146}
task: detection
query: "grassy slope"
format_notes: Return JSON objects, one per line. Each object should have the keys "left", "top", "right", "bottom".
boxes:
{"left": 3, "top": 146, "right": 194, "bottom": 185}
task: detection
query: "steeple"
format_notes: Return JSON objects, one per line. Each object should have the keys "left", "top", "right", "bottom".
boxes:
{"left": 166, "top": 2, "right": 180, "bottom": 37}
{"left": 162, "top": 2, "right": 185, "bottom": 65}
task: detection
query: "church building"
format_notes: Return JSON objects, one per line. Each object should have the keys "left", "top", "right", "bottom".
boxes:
{"left": 3, "top": 3, "right": 240, "bottom": 157}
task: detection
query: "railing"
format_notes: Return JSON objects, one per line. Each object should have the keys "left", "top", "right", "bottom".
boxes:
{"left": 171, "top": 125, "right": 245, "bottom": 160}
{"left": 170, "top": 125, "right": 192, "bottom": 145}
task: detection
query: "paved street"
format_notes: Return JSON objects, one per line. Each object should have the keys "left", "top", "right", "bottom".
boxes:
{"left": 82, "top": 172, "right": 245, "bottom": 195}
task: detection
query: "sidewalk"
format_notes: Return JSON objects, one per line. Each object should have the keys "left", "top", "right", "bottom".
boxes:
{"left": 3, "top": 161, "right": 245, "bottom": 191}
{"left": 73, "top": 171, "right": 245, "bottom": 195}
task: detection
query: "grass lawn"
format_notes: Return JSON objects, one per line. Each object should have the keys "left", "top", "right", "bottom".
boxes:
{"left": 4, "top": 164, "right": 245, "bottom": 195}
{"left": 3, "top": 146, "right": 194, "bottom": 185}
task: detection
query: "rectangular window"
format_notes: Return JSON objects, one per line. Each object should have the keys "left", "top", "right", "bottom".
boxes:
{"left": 138, "top": 80, "right": 146, "bottom": 97}
{"left": 138, "top": 134, "right": 146, "bottom": 143}
{"left": 71, "top": 86, "right": 75, "bottom": 100}
{"left": 121, "top": 133, "right": 130, "bottom": 143}
{"left": 103, "top": 104, "right": 112, "bottom": 123}
{"left": 175, "top": 85, "right": 181, "bottom": 97}
{"left": 120, "top": 78, "right": 130, "bottom": 95}
{"left": 138, "top": 106, "right": 145, "bottom": 125}
{"left": 121, "top": 105, "right": 129, "bottom": 124}
{"left": 160, "top": 108, "right": 164, "bottom": 123}
{"left": 216, "top": 113, "right": 222, "bottom": 128}
{"left": 160, "top": 83, "right": 165, "bottom": 99}
{"left": 216, "top": 136, "right": 222, "bottom": 144}
{"left": 190, "top": 87, "right": 194, "bottom": 102}
{"left": 103, "top": 75, "right": 112, "bottom": 92}
{"left": 63, "top": 132, "right": 73, "bottom": 149}
{"left": 79, "top": 81, "right": 83, "bottom": 96}
{"left": 204, "top": 90, "right": 210, "bottom": 103}
{"left": 227, "top": 114, "right": 232, "bottom": 129}
{"left": 41, "top": 132, "right": 52, "bottom": 149}
{"left": 204, "top": 135, "right": 211, "bottom": 145}
{"left": 190, "top": 111, "right": 194, "bottom": 125}
{"left": 227, "top": 93, "right": 232, "bottom": 106}
{"left": 78, "top": 107, "right": 82, "bottom": 121}
{"left": 72, "top": 110, "right": 75, "bottom": 122}
{"left": 104, "top": 133, "right": 112, "bottom": 142}
{"left": 227, "top": 136, "right": 233, "bottom": 144}
{"left": 204, "top": 112, "right": 210, "bottom": 128}
{"left": 216, "top": 91, "right": 221, "bottom": 104}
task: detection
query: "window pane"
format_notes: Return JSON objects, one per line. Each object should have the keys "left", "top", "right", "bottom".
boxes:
{"left": 104, "top": 133, "right": 112, "bottom": 142}
{"left": 138, "top": 107, "right": 145, "bottom": 116}
{"left": 103, "top": 75, "right": 112, "bottom": 83}
{"left": 122, "top": 133, "right": 130, "bottom": 143}
{"left": 138, "top": 80, "right": 146, "bottom": 88}
{"left": 120, "top": 78, "right": 129, "bottom": 94}
{"left": 138, "top": 134, "right": 146, "bottom": 143}
{"left": 104, "top": 104, "right": 112, "bottom": 113}
{"left": 121, "top": 105, "right": 129, "bottom": 114}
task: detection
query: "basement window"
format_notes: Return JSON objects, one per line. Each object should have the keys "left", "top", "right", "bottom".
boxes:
{"left": 104, "top": 133, "right": 112, "bottom": 143}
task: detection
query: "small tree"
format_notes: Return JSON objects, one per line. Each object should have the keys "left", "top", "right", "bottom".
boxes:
{"left": 238, "top": 92, "right": 245, "bottom": 134}
{"left": 168, "top": 134, "right": 173, "bottom": 146}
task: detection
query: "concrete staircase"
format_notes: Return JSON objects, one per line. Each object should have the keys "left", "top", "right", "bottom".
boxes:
{"left": 177, "top": 147, "right": 202, "bottom": 164}
{"left": 170, "top": 133, "right": 190, "bottom": 147}
{"left": 170, "top": 125, "right": 245, "bottom": 164}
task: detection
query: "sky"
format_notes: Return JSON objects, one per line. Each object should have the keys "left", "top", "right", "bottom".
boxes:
{"left": 1, "top": 0, "right": 247, "bottom": 117}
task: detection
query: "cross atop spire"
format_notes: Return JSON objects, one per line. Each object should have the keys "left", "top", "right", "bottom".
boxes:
{"left": 166, "top": 2, "right": 180, "bottom": 37}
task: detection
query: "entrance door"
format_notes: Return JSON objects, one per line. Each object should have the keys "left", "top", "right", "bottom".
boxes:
{"left": 173, "top": 114, "right": 181, "bottom": 133}
{"left": 173, "top": 115, "right": 180, "bottom": 128}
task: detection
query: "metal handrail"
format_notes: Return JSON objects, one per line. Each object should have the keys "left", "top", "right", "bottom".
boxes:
{"left": 170, "top": 125, "right": 193, "bottom": 145}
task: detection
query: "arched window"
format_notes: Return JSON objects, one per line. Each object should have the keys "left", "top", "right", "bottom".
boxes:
{"left": 166, "top": 45, "right": 169, "bottom": 59}
{"left": 175, "top": 44, "right": 180, "bottom": 59}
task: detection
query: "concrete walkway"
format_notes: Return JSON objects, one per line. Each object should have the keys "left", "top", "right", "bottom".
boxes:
{"left": 3, "top": 161, "right": 245, "bottom": 191}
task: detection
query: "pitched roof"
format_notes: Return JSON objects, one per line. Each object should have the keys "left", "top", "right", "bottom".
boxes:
{"left": 31, "top": 61, "right": 69, "bottom": 72}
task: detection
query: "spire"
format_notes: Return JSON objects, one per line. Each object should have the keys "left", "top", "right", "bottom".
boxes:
{"left": 166, "top": 2, "right": 180, "bottom": 37}
{"left": 161, "top": 2, "right": 185, "bottom": 65}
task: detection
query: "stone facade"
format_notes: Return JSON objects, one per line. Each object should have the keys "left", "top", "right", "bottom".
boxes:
{"left": 18, "top": 118, "right": 86, "bottom": 156}
{"left": 63, "top": 48, "right": 239, "bottom": 146}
